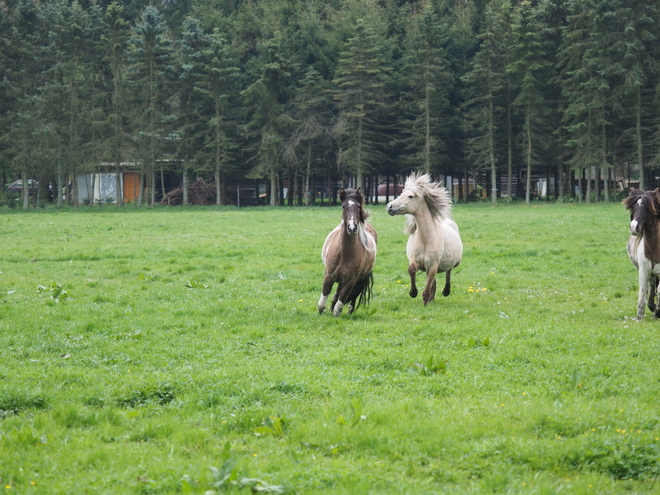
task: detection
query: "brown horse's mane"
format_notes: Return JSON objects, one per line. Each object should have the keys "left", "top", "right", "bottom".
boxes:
{"left": 623, "top": 188, "right": 660, "bottom": 211}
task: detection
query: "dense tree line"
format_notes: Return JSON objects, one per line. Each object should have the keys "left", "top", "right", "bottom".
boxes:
{"left": 0, "top": 0, "right": 658, "bottom": 208}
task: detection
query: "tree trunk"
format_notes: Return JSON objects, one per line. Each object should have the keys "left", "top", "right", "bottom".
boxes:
{"left": 636, "top": 87, "right": 644, "bottom": 190}
{"left": 182, "top": 163, "right": 189, "bottom": 206}
{"left": 22, "top": 170, "right": 29, "bottom": 210}
{"left": 489, "top": 97, "right": 497, "bottom": 205}
{"left": 270, "top": 170, "right": 278, "bottom": 207}
{"left": 525, "top": 113, "right": 532, "bottom": 204}
{"left": 424, "top": 82, "right": 431, "bottom": 174}
{"left": 57, "top": 157, "right": 63, "bottom": 208}
{"left": 304, "top": 143, "right": 312, "bottom": 206}
{"left": 507, "top": 85, "right": 513, "bottom": 199}
{"left": 356, "top": 117, "right": 364, "bottom": 192}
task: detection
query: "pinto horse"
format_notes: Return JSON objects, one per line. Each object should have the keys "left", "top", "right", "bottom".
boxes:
{"left": 387, "top": 173, "right": 463, "bottom": 306}
{"left": 318, "top": 187, "right": 377, "bottom": 317}
{"left": 623, "top": 188, "right": 660, "bottom": 319}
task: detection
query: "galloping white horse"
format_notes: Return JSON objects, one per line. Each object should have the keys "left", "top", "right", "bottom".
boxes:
{"left": 387, "top": 173, "right": 463, "bottom": 306}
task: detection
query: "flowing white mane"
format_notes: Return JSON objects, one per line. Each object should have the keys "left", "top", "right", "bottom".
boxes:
{"left": 403, "top": 172, "right": 453, "bottom": 235}
{"left": 404, "top": 172, "right": 453, "bottom": 219}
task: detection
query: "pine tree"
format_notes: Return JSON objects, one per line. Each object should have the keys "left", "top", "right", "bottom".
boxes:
{"left": 600, "top": 0, "right": 659, "bottom": 189}
{"left": 197, "top": 27, "right": 240, "bottom": 205}
{"left": 559, "top": 0, "right": 608, "bottom": 203}
{"left": 333, "top": 17, "right": 391, "bottom": 192}
{"left": 289, "top": 67, "right": 334, "bottom": 206}
{"left": 104, "top": 1, "right": 131, "bottom": 207}
{"left": 508, "top": 0, "right": 553, "bottom": 204}
{"left": 462, "top": 2, "right": 506, "bottom": 204}
{"left": 399, "top": 4, "right": 452, "bottom": 176}
{"left": 129, "top": 5, "right": 175, "bottom": 206}
{"left": 6, "top": 0, "right": 47, "bottom": 209}
{"left": 242, "top": 31, "right": 296, "bottom": 206}
{"left": 174, "top": 17, "right": 207, "bottom": 206}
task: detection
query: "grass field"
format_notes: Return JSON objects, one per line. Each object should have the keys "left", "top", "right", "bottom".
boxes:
{"left": 1, "top": 202, "right": 659, "bottom": 494}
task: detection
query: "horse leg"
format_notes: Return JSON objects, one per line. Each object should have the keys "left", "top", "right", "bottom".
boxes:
{"left": 317, "top": 277, "right": 334, "bottom": 314}
{"left": 330, "top": 283, "right": 342, "bottom": 312}
{"left": 653, "top": 276, "right": 660, "bottom": 319}
{"left": 422, "top": 267, "right": 439, "bottom": 306}
{"left": 408, "top": 262, "right": 419, "bottom": 298}
{"left": 333, "top": 281, "right": 356, "bottom": 317}
{"left": 650, "top": 274, "right": 658, "bottom": 314}
{"left": 442, "top": 269, "right": 452, "bottom": 297}
{"left": 637, "top": 268, "right": 649, "bottom": 319}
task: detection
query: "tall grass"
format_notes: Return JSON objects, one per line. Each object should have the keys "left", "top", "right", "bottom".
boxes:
{"left": 0, "top": 203, "right": 658, "bottom": 494}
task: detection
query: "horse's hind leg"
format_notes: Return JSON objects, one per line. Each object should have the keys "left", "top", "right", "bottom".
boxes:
{"left": 333, "top": 281, "right": 356, "bottom": 317}
{"left": 653, "top": 276, "right": 660, "bottom": 319}
{"left": 442, "top": 269, "right": 452, "bottom": 297}
{"left": 650, "top": 274, "right": 658, "bottom": 314}
{"left": 422, "top": 268, "right": 438, "bottom": 306}
{"left": 408, "top": 262, "right": 418, "bottom": 298}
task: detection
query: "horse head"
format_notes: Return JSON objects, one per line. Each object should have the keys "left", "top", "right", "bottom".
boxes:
{"left": 386, "top": 185, "right": 420, "bottom": 216}
{"left": 339, "top": 187, "right": 366, "bottom": 236}
{"left": 623, "top": 188, "right": 660, "bottom": 236}
{"left": 387, "top": 172, "right": 451, "bottom": 219}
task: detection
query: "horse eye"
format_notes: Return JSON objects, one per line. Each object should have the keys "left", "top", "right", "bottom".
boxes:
{"left": 408, "top": 195, "right": 413, "bottom": 199}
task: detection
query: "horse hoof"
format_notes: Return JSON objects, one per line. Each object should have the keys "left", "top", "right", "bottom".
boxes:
{"left": 442, "top": 288, "right": 450, "bottom": 297}
{"left": 409, "top": 288, "right": 418, "bottom": 298}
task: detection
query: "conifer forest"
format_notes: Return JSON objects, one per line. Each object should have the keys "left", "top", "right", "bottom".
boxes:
{"left": 0, "top": 0, "right": 659, "bottom": 207}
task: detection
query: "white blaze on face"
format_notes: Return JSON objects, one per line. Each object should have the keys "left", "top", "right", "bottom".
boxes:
{"left": 347, "top": 200, "right": 357, "bottom": 231}
{"left": 631, "top": 197, "right": 643, "bottom": 233}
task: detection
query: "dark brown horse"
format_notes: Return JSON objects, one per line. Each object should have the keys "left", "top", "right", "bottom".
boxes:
{"left": 623, "top": 188, "right": 660, "bottom": 319}
{"left": 318, "top": 187, "right": 377, "bottom": 317}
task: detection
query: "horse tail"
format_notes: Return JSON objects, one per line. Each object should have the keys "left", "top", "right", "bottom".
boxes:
{"left": 350, "top": 272, "right": 374, "bottom": 312}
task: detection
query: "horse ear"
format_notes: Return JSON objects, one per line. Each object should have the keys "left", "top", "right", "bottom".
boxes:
{"left": 356, "top": 187, "right": 362, "bottom": 194}
{"left": 338, "top": 188, "right": 346, "bottom": 201}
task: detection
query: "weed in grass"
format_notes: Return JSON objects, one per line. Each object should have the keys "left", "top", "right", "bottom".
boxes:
{"left": 409, "top": 356, "right": 449, "bottom": 376}
{"left": 0, "top": 389, "right": 49, "bottom": 417}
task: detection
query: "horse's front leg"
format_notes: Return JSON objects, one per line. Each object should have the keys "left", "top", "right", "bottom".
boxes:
{"left": 637, "top": 268, "right": 650, "bottom": 319}
{"left": 318, "top": 276, "right": 334, "bottom": 314}
{"left": 408, "top": 262, "right": 419, "bottom": 298}
{"left": 422, "top": 267, "right": 439, "bottom": 306}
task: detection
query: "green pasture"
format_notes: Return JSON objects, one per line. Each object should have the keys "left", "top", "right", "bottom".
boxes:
{"left": 1, "top": 202, "right": 659, "bottom": 494}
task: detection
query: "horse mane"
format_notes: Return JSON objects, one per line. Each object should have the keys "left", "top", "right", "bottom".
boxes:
{"left": 623, "top": 188, "right": 660, "bottom": 217}
{"left": 404, "top": 172, "right": 452, "bottom": 220}
{"left": 402, "top": 172, "right": 452, "bottom": 235}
